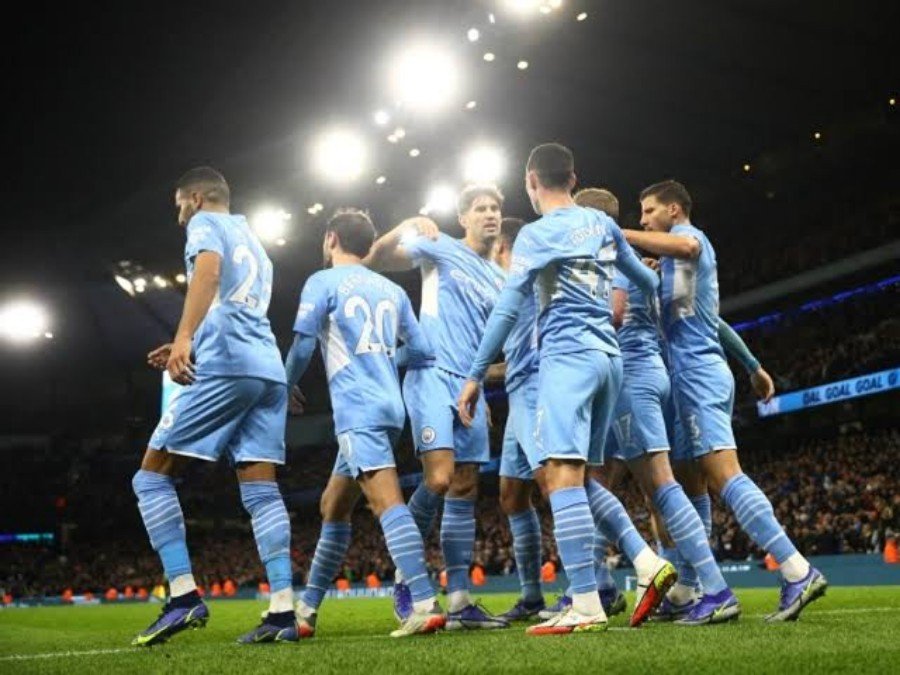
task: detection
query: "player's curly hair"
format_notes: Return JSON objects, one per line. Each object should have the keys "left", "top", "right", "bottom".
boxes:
{"left": 457, "top": 184, "right": 504, "bottom": 216}
{"left": 326, "top": 208, "right": 376, "bottom": 257}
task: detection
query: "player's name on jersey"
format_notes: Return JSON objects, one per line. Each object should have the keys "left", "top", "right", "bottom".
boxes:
{"left": 757, "top": 367, "right": 900, "bottom": 417}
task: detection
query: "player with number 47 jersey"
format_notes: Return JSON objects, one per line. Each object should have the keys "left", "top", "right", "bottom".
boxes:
{"left": 285, "top": 209, "right": 445, "bottom": 639}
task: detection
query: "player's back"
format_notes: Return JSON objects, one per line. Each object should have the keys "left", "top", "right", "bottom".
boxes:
{"left": 613, "top": 271, "right": 663, "bottom": 365}
{"left": 309, "top": 265, "right": 411, "bottom": 432}
{"left": 184, "top": 211, "right": 284, "bottom": 383}
{"left": 511, "top": 206, "right": 622, "bottom": 357}
{"left": 659, "top": 223, "right": 724, "bottom": 373}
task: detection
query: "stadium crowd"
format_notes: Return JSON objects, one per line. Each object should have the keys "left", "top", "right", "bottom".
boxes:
{"left": 2, "top": 426, "right": 895, "bottom": 599}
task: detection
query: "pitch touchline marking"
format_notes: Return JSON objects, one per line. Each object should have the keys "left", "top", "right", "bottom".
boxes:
{"left": 0, "top": 648, "right": 131, "bottom": 662}
{"left": 3, "top": 608, "right": 898, "bottom": 661}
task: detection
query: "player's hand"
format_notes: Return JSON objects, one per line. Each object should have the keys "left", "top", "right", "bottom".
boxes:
{"left": 457, "top": 380, "right": 482, "bottom": 428}
{"left": 166, "top": 336, "right": 195, "bottom": 385}
{"left": 289, "top": 386, "right": 307, "bottom": 416}
{"left": 147, "top": 343, "right": 172, "bottom": 370}
{"left": 750, "top": 367, "right": 775, "bottom": 403}
{"left": 642, "top": 257, "right": 660, "bottom": 272}
{"left": 406, "top": 216, "right": 440, "bottom": 241}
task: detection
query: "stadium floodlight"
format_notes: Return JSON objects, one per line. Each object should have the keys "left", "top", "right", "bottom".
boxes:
{"left": 462, "top": 144, "right": 506, "bottom": 183}
{"left": 0, "top": 299, "right": 51, "bottom": 344}
{"left": 424, "top": 184, "right": 457, "bottom": 216}
{"left": 483, "top": 52, "right": 495, "bottom": 62}
{"left": 517, "top": 60, "right": 529, "bottom": 70}
{"left": 577, "top": 12, "right": 588, "bottom": 21}
{"left": 310, "top": 128, "right": 367, "bottom": 183}
{"left": 467, "top": 28, "right": 480, "bottom": 42}
{"left": 373, "top": 110, "right": 391, "bottom": 126}
{"left": 175, "top": 273, "right": 187, "bottom": 284}
{"left": 503, "top": 0, "right": 542, "bottom": 16}
{"left": 466, "top": 100, "right": 477, "bottom": 110}
{"left": 375, "top": 175, "right": 387, "bottom": 185}
{"left": 252, "top": 208, "right": 292, "bottom": 243}
{"left": 152, "top": 275, "right": 168, "bottom": 289}
{"left": 115, "top": 274, "right": 135, "bottom": 297}
{"left": 388, "top": 42, "right": 460, "bottom": 113}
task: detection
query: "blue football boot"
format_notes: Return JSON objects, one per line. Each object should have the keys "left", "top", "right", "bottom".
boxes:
{"left": 765, "top": 567, "right": 828, "bottom": 622}
{"left": 132, "top": 596, "right": 209, "bottom": 646}
{"left": 498, "top": 597, "right": 546, "bottom": 622}
{"left": 675, "top": 588, "right": 741, "bottom": 626}
{"left": 237, "top": 611, "right": 301, "bottom": 644}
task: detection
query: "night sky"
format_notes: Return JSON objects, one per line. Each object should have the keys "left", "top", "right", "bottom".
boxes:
{"left": 1, "top": 0, "right": 897, "bottom": 434}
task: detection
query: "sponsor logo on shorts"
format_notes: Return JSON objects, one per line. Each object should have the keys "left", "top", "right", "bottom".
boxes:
{"left": 421, "top": 427, "right": 436, "bottom": 445}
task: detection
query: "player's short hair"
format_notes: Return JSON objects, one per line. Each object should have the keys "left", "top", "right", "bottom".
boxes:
{"left": 574, "top": 188, "right": 620, "bottom": 222}
{"left": 457, "top": 184, "right": 504, "bottom": 215}
{"left": 499, "top": 217, "right": 526, "bottom": 246}
{"left": 526, "top": 143, "right": 575, "bottom": 189}
{"left": 175, "top": 166, "right": 230, "bottom": 204}
{"left": 640, "top": 180, "right": 692, "bottom": 217}
{"left": 326, "top": 208, "right": 377, "bottom": 258}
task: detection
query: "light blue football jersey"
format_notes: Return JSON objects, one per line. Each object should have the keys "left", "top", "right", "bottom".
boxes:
{"left": 403, "top": 233, "right": 505, "bottom": 377}
{"left": 503, "top": 289, "right": 538, "bottom": 394}
{"left": 293, "top": 264, "right": 432, "bottom": 433}
{"left": 506, "top": 206, "right": 655, "bottom": 358}
{"left": 659, "top": 223, "right": 726, "bottom": 373}
{"left": 611, "top": 270, "right": 663, "bottom": 359}
{"left": 183, "top": 211, "right": 285, "bottom": 383}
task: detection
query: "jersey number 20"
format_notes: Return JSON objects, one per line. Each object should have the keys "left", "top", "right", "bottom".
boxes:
{"left": 344, "top": 296, "right": 398, "bottom": 356}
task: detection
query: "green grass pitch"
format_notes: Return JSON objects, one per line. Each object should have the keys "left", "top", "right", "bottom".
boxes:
{"left": 2, "top": 587, "right": 898, "bottom": 674}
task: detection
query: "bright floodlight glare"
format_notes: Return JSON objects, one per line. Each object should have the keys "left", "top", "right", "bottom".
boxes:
{"left": 504, "top": 0, "right": 542, "bottom": 15}
{"left": 466, "top": 100, "right": 477, "bottom": 110}
{"left": 388, "top": 43, "right": 459, "bottom": 113}
{"left": 114, "top": 275, "right": 135, "bottom": 297}
{"left": 577, "top": 12, "right": 588, "bottom": 21}
{"left": 467, "top": 28, "right": 480, "bottom": 42}
{"left": 311, "top": 128, "right": 367, "bottom": 182}
{"left": 175, "top": 273, "right": 187, "bottom": 284}
{"left": 539, "top": 5, "right": 551, "bottom": 14}
{"left": 462, "top": 145, "right": 506, "bottom": 183}
{"left": 252, "top": 208, "right": 292, "bottom": 242}
{"left": 549, "top": 0, "right": 562, "bottom": 8}
{"left": 373, "top": 110, "right": 390, "bottom": 126}
{"left": 424, "top": 184, "right": 457, "bottom": 215}
{"left": 0, "top": 300, "right": 50, "bottom": 344}
{"left": 483, "top": 52, "right": 495, "bottom": 62}
{"left": 409, "top": 148, "right": 421, "bottom": 157}
{"left": 152, "top": 275, "right": 168, "bottom": 289}
{"left": 375, "top": 175, "right": 387, "bottom": 185}
{"left": 517, "top": 60, "right": 529, "bottom": 70}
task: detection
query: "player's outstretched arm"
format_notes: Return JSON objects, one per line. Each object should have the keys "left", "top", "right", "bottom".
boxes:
{"left": 459, "top": 286, "right": 526, "bottom": 426}
{"left": 362, "top": 217, "right": 440, "bottom": 272}
{"left": 396, "top": 292, "right": 435, "bottom": 367}
{"left": 613, "top": 233, "right": 660, "bottom": 297}
{"left": 718, "top": 319, "right": 775, "bottom": 402}
{"left": 167, "top": 251, "right": 221, "bottom": 384}
{"left": 623, "top": 229, "right": 701, "bottom": 260}
{"left": 284, "top": 333, "right": 317, "bottom": 389}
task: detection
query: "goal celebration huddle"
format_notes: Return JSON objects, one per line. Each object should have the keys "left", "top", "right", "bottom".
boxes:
{"left": 132, "top": 142, "right": 827, "bottom": 647}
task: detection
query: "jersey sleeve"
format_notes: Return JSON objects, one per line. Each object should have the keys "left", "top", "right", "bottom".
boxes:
{"left": 185, "top": 212, "right": 226, "bottom": 261}
{"left": 611, "top": 224, "right": 659, "bottom": 296}
{"left": 612, "top": 269, "right": 630, "bottom": 291}
{"left": 397, "top": 291, "right": 435, "bottom": 367}
{"left": 506, "top": 228, "right": 546, "bottom": 296}
{"left": 293, "top": 272, "right": 332, "bottom": 337}
{"left": 401, "top": 232, "right": 449, "bottom": 268}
